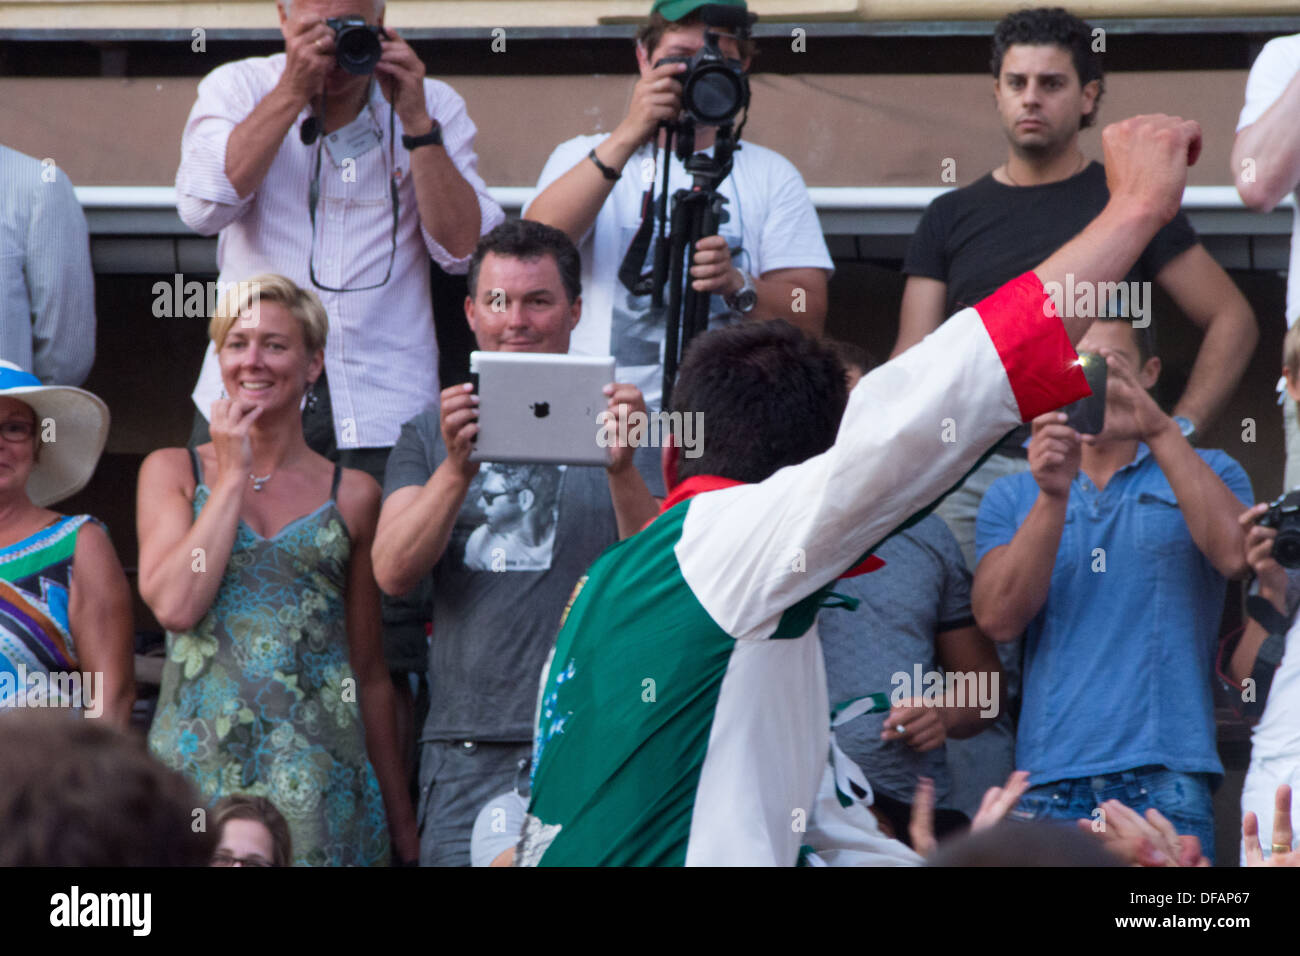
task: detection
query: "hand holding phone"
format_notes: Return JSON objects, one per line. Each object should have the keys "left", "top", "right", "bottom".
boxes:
{"left": 1063, "top": 352, "right": 1107, "bottom": 435}
{"left": 1028, "top": 411, "right": 1082, "bottom": 499}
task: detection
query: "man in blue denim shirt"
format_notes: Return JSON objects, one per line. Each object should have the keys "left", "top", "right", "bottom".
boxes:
{"left": 971, "top": 314, "right": 1252, "bottom": 863}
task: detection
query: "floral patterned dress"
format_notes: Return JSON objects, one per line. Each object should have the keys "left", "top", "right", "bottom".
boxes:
{"left": 148, "top": 451, "right": 388, "bottom": 866}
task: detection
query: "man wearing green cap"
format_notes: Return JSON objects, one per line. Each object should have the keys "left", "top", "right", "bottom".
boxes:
{"left": 525, "top": 0, "right": 832, "bottom": 496}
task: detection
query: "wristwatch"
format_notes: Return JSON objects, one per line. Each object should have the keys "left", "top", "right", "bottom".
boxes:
{"left": 401, "top": 121, "right": 443, "bottom": 151}
{"left": 1173, "top": 415, "right": 1198, "bottom": 445}
{"left": 725, "top": 271, "right": 758, "bottom": 314}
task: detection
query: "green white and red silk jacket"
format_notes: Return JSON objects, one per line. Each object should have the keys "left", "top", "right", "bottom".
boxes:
{"left": 521, "top": 272, "right": 1089, "bottom": 866}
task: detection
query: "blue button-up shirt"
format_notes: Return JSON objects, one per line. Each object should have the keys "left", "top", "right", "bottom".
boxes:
{"left": 976, "top": 444, "right": 1253, "bottom": 785}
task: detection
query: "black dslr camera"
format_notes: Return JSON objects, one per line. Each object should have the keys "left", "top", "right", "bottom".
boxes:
{"left": 1259, "top": 489, "right": 1300, "bottom": 568}
{"left": 655, "top": 30, "right": 749, "bottom": 127}
{"left": 325, "top": 16, "right": 387, "bottom": 75}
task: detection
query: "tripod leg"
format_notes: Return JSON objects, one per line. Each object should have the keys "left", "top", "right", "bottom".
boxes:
{"left": 663, "top": 193, "right": 693, "bottom": 410}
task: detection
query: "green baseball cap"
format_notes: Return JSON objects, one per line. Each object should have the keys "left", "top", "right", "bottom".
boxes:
{"left": 651, "top": 0, "right": 748, "bottom": 23}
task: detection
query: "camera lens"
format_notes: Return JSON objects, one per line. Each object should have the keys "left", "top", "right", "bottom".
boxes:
{"left": 335, "top": 24, "right": 382, "bottom": 74}
{"left": 1275, "top": 528, "right": 1300, "bottom": 568}
{"left": 684, "top": 65, "right": 744, "bottom": 125}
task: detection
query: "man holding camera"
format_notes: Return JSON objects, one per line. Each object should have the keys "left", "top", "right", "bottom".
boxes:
{"left": 524, "top": 0, "right": 832, "bottom": 495}
{"left": 176, "top": 0, "right": 504, "bottom": 771}
{"left": 970, "top": 314, "right": 1252, "bottom": 863}
{"left": 371, "top": 220, "right": 657, "bottom": 866}
{"left": 179, "top": 0, "right": 501, "bottom": 452}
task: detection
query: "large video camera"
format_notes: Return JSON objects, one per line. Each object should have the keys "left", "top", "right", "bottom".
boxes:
{"left": 1260, "top": 490, "right": 1300, "bottom": 568}
{"left": 654, "top": 30, "right": 749, "bottom": 127}
{"left": 325, "top": 16, "right": 387, "bottom": 75}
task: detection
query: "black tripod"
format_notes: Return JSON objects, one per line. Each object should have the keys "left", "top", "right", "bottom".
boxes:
{"left": 649, "top": 121, "right": 738, "bottom": 410}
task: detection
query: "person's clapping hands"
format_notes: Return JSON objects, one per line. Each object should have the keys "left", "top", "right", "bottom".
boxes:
{"left": 909, "top": 770, "right": 1031, "bottom": 857}
{"left": 1078, "top": 800, "right": 1209, "bottom": 867}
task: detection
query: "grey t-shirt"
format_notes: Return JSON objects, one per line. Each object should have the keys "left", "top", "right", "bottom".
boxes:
{"left": 383, "top": 406, "right": 620, "bottom": 743}
{"left": 819, "top": 514, "right": 975, "bottom": 806}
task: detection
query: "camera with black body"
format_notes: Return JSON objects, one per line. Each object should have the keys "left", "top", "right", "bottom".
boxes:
{"left": 1259, "top": 489, "right": 1300, "bottom": 568}
{"left": 325, "top": 16, "right": 387, "bottom": 75}
{"left": 654, "top": 30, "right": 749, "bottom": 127}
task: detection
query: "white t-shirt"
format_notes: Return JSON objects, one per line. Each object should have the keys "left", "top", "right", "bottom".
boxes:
{"left": 1250, "top": 612, "right": 1300, "bottom": 762}
{"left": 525, "top": 133, "right": 833, "bottom": 412}
{"left": 1238, "top": 34, "right": 1300, "bottom": 328}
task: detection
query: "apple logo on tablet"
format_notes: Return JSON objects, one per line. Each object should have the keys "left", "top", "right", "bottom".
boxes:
{"left": 531, "top": 402, "right": 550, "bottom": 418}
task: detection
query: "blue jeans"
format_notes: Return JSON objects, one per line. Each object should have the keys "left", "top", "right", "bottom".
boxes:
{"left": 1010, "top": 766, "right": 1216, "bottom": 865}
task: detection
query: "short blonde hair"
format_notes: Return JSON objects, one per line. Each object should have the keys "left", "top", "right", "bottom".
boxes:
{"left": 1285, "top": 322, "right": 1300, "bottom": 382}
{"left": 208, "top": 273, "right": 328, "bottom": 355}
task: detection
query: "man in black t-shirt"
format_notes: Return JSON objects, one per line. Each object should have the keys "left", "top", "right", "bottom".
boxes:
{"left": 891, "top": 7, "right": 1257, "bottom": 819}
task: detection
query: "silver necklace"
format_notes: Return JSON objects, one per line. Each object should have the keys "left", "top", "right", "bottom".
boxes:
{"left": 249, "top": 471, "right": 273, "bottom": 492}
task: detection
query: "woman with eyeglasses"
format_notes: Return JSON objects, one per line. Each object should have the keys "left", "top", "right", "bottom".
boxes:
{"left": 0, "top": 362, "right": 134, "bottom": 726}
{"left": 138, "top": 274, "right": 417, "bottom": 866}
{"left": 210, "top": 794, "right": 293, "bottom": 867}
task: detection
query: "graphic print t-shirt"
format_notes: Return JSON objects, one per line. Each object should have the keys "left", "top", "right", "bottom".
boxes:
{"left": 383, "top": 406, "right": 619, "bottom": 742}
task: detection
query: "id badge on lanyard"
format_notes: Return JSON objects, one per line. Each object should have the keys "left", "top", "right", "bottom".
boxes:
{"left": 323, "top": 108, "right": 383, "bottom": 166}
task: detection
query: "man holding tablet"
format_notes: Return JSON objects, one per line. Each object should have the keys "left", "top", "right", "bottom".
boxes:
{"left": 371, "top": 220, "right": 656, "bottom": 866}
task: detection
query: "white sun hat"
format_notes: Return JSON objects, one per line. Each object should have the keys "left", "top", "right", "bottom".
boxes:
{"left": 0, "top": 361, "right": 110, "bottom": 507}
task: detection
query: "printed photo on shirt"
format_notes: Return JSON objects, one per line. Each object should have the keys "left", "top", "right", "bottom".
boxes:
{"left": 462, "top": 464, "right": 566, "bottom": 572}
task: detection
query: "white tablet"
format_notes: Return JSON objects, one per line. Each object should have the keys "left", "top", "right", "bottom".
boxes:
{"left": 469, "top": 351, "right": 616, "bottom": 466}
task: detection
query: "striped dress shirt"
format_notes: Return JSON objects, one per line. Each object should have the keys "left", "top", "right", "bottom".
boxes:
{"left": 0, "top": 144, "right": 95, "bottom": 386}
{"left": 177, "top": 54, "right": 504, "bottom": 448}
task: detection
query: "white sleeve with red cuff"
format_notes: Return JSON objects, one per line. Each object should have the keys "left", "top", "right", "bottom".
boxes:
{"left": 675, "top": 271, "right": 1090, "bottom": 642}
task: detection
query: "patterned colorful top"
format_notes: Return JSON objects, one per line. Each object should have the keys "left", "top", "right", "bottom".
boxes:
{"left": 0, "top": 514, "right": 98, "bottom": 709}
{"left": 148, "top": 452, "right": 388, "bottom": 866}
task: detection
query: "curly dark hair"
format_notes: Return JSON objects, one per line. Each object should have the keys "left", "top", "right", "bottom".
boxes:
{"left": 670, "top": 320, "right": 847, "bottom": 484}
{"left": 991, "top": 7, "right": 1105, "bottom": 130}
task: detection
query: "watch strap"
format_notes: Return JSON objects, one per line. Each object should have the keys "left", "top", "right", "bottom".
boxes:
{"left": 726, "top": 271, "right": 757, "bottom": 312}
{"left": 588, "top": 148, "right": 621, "bottom": 181}
{"left": 402, "top": 121, "right": 443, "bottom": 150}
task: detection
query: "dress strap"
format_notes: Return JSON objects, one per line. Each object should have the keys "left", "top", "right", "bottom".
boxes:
{"left": 188, "top": 446, "right": 205, "bottom": 485}
{"left": 330, "top": 464, "right": 343, "bottom": 498}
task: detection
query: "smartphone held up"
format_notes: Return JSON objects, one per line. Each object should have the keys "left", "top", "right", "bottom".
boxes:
{"left": 1062, "top": 352, "right": 1107, "bottom": 435}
